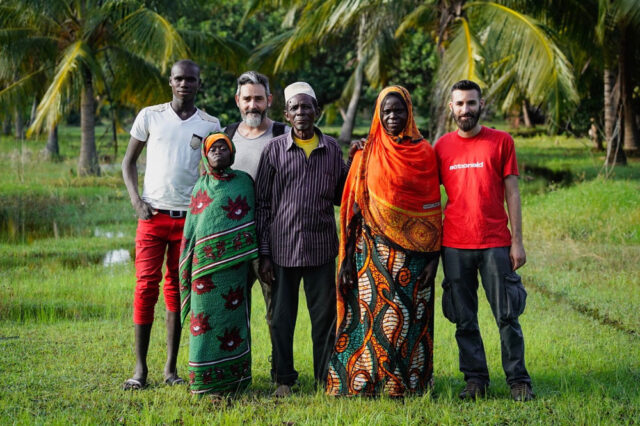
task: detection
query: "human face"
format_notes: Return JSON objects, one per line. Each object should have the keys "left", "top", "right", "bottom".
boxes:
{"left": 207, "top": 140, "right": 232, "bottom": 171}
{"left": 169, "top": 63, "right": 200, "bottom": 102}
{"left": 380, "top": 94, "right": 408, "bottom": 136}
{"left": 449, "top": 89, "right": 484, "bottom": 132}
{"left": 236, "top": 83, "right": 271, "bottom": 128}
{"left": 284, "top": 94, "right": 318, "bottom": 135}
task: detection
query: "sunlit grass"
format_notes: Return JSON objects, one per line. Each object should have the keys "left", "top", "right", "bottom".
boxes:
{"left": 0, "top": 126, "right": 639, "bottom": 423}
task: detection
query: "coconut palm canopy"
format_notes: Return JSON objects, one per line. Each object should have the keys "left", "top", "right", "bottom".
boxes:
{"left": 0, "top": 0, "right": 245, "bottom": 175}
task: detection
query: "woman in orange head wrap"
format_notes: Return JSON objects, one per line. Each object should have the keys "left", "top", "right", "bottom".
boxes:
{"left": 326, "top": 86, "right": 441, "bottom": 397}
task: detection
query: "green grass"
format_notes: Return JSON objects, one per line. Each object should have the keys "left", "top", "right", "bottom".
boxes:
{"left": 1, "top": 125, "right": 639, "bottom": 424}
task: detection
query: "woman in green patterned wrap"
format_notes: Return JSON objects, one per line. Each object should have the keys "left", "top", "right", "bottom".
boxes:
{"left": 179, "top": 132, "right": 258, "bottom": 395}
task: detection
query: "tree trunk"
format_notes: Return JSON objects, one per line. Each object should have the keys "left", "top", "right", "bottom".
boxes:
{"left": 2, "top": 116, "right": 10, "bottom": 135}
{"left": 111, "top": 109, "right": 118, "bottom": 162}
{"left": 338, "top": 61, "right": 364, "bottom": 145}
{"left": 603, "top": 67, "right": 615, "bottom": 144}
{"left": 29, "top": 97, "right": 37, "bottom": 126}
{"left": 522, "top": 99, "right": 533, "bottom": 128}
{"left": 619, "top": 26, "right": 639, "bottom": 154}
{"left": 14, "top": 107, "right": 24, "bottom": 139}
{"left": 338, "top": 18, "right": 366, "bottom": 145}
{"left": 44, "top": 124, "right": 60, "bottom": 161}
{"left": 606, "top": 108, "right": 627, "bottom": 166}
{"left": 77, "top": 67, "right": 100, "bottom": 176}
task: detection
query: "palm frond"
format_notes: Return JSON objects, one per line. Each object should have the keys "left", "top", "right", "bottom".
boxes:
{"left": 178, "top": 30, "right": 249, "bottom": 74}
{"left": 435, "top": 16, "right": 485, "bottom": 88}
{"left": 101, "top": 47, "right": 168, "bottom": 108}
{"left": 0, "top": 69, "right": 47, "bottom": 113}
{"left": 395, "top": 2, "right": 437, "bottom": 37}
{"left": 112, "top": 7, "right": 188, "bottom": 73}
{"left": 466, "top": 1, "right": 579, "bottom": 126}
{"left": 28, "top": 41, "right": 98, "bottom": 134}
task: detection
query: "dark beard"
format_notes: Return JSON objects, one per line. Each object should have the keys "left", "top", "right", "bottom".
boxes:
{"left": 454, "top": 109, "right": 481, "bottom": 132}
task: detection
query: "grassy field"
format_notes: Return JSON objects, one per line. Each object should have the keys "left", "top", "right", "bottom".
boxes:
{"left": 1, "top": 127, "right": 639, "bottom": 424}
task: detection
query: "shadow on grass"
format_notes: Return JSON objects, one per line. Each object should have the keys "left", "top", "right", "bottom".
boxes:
{"left": 526, "top": 277, "right": 640, "bottom": 338}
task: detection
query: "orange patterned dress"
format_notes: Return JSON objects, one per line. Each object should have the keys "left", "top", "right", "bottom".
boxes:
{"left": 326, "top": 86, "right": 441, "bottom": 397}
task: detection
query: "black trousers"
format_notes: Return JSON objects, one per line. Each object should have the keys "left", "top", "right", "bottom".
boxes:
{"left": 441, "top": 246, "right": 531, "bottom": 386}
{"left": 270, "top": 260, "right": 337, "bottom": 386}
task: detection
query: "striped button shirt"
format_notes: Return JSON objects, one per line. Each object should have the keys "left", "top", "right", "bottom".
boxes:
{"left": 255, "top": 127, "right": 348, "bottom": 267}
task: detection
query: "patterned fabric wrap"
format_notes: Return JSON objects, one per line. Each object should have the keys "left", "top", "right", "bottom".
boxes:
{"left": 179, "top": 133, "right": 258, "bottom": 394}
{"left": 328, "top": 87, "right": 441, "bottom": 397}
{"left": 327, "top": 226, "right": 434, "bottom": 396}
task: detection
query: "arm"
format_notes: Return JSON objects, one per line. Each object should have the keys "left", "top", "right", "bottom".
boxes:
{"left": 338, "top": 203, "right": 361, "bottom": 288}
{"left": 122, "top": 136, "right": 154, "bottom": 220}
{"left": 255, "top": 147, "right": 276, "bottom": 284}
{"left": 334, "top": 155, "right": 348, "bottom": 206}
{"left": 505, "top": 174, "right": 526, "bottom": 270}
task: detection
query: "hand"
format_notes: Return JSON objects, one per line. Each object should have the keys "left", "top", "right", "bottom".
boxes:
{"left": 510, "top": 241, "right": 527, "bottom": 271}
{"left": 348, "top": 138, "right": 366, "bottom": 159}
{"left": 133, "top": 198, "right": 155, "bottom": 220}
{"left": 339, "top": 258, "right": 357, "bottom": 288}
{"left": 258, "top": 255, "right": 275, "bottom": 285}
{"left": 415, "top": 256, "right": 437, "bottom": 289}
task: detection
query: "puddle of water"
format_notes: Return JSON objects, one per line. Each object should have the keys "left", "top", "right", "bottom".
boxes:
{"left": 94, "top": 228, "right": 125, "bottom": 239}
{"left": 103, "top": 249, "right": 131, "bottom": 266}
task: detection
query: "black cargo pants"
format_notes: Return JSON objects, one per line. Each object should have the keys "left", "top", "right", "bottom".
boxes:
{"left": 441, "top": 246, "right": 531, "bottom": 386}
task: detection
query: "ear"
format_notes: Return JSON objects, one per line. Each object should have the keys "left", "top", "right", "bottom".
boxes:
{"left": 235, "top": 94, "right": 240, "bottom": 108}
{"left": 267, "top": 93, "right": 273, "bottom": 108}
{"left": 480, "top": 98, "right": 485, "bottom": 108}
{"left": 448, "top": 101, "right": 453, "bottom": 112}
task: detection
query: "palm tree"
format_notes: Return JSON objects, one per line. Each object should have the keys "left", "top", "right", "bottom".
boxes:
{"left": 247, "top": 1, "right": 580, "bottom": 142}
{"left": 0, "top": 0, "right": 198, "bottom": 175}
{"left": 500, "top": 0, "right": 638, "bottom": 163}
{"left": 246, "top": 0, "right": 405, "bottom": 144}
{"left": 597, "top": 0, "right": 640, "bottom": 159}
{"left": 398, "top": 1, "right": 579, "bottom": 137}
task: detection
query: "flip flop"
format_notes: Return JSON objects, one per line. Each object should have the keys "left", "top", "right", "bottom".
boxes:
{"left": 164, "top": 376, "right": 185, "bottom": 386}
{"left": 122, "top": 378, "right": 146, "bottom": 391}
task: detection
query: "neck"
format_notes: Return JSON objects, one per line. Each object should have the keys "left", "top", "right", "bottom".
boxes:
{"left": 171, "top": 97, "right": 197, "bottom": 120}
{"left": 293, "top": 127, "right": 315, "bottom": 140}
{"left": 457, "top": 124, "right": 482, "bottom": 138}
{"left": 238, "top": 117, "right": 273, "bottom": 138}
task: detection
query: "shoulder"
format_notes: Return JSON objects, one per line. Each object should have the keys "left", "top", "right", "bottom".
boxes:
{"left": 135, "top": 103, "right": 168, "bottom": 118}
{"left": 434, "top": 131, "right": 457, "bottom": 150}
{"left": 141, "top": 103, "right": 170, "bottom": 115}
{"left": 266, "top": 132, "right": 289, "bottom": 149}
{"left": 232, "top": 169, "right": 254, "bottom": 183}
{"left": 196, "top": 109, "right": 221, "bottom": 126}
{"left": 482, "top": 126, "right": 513, "bottom": 142}
{"left": 319, "top": 132, "right": 340, "bottom": 151}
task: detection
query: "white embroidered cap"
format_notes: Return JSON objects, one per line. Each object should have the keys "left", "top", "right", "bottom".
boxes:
{"left": 284, "top": 82, "right": 316, "bottom": 103}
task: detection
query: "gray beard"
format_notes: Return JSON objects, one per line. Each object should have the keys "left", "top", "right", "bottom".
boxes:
{"left": 242, "top": 111, "right": 265, "bottom": 128}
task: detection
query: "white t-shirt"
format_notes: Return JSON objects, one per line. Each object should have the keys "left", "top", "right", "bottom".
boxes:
{"left": 229, "top": 122, "right": 290, "bottom": 180}
{"left": 130, "top": 103, "right": 220, "bottom": 210}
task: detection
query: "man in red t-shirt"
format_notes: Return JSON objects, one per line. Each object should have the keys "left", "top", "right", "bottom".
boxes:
{"left": 435, "top": 80, "right": 533, "bottom": 401}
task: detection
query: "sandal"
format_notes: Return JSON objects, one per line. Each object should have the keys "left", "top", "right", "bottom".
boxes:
{"left": 122, "top": 378, "right": 147, "bottom": 390}
{"left": 164, "top": 376, "right": 185, "bottom": 386}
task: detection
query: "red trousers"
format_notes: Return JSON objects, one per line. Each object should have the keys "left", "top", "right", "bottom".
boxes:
{"left": 133, "top": 213, "right": 185, "bottom": 325}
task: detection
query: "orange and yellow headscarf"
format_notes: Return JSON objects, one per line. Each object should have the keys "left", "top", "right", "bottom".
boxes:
{"left": 201, "top": 132, "right": 235, "bottom": 174}
{"left": 339, "top": 86, "right": 441, "bottom": 260}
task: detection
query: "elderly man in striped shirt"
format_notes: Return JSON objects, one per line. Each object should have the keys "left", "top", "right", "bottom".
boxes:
{"left": 255, "top": 82, "right": 348, "bottom": 397}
